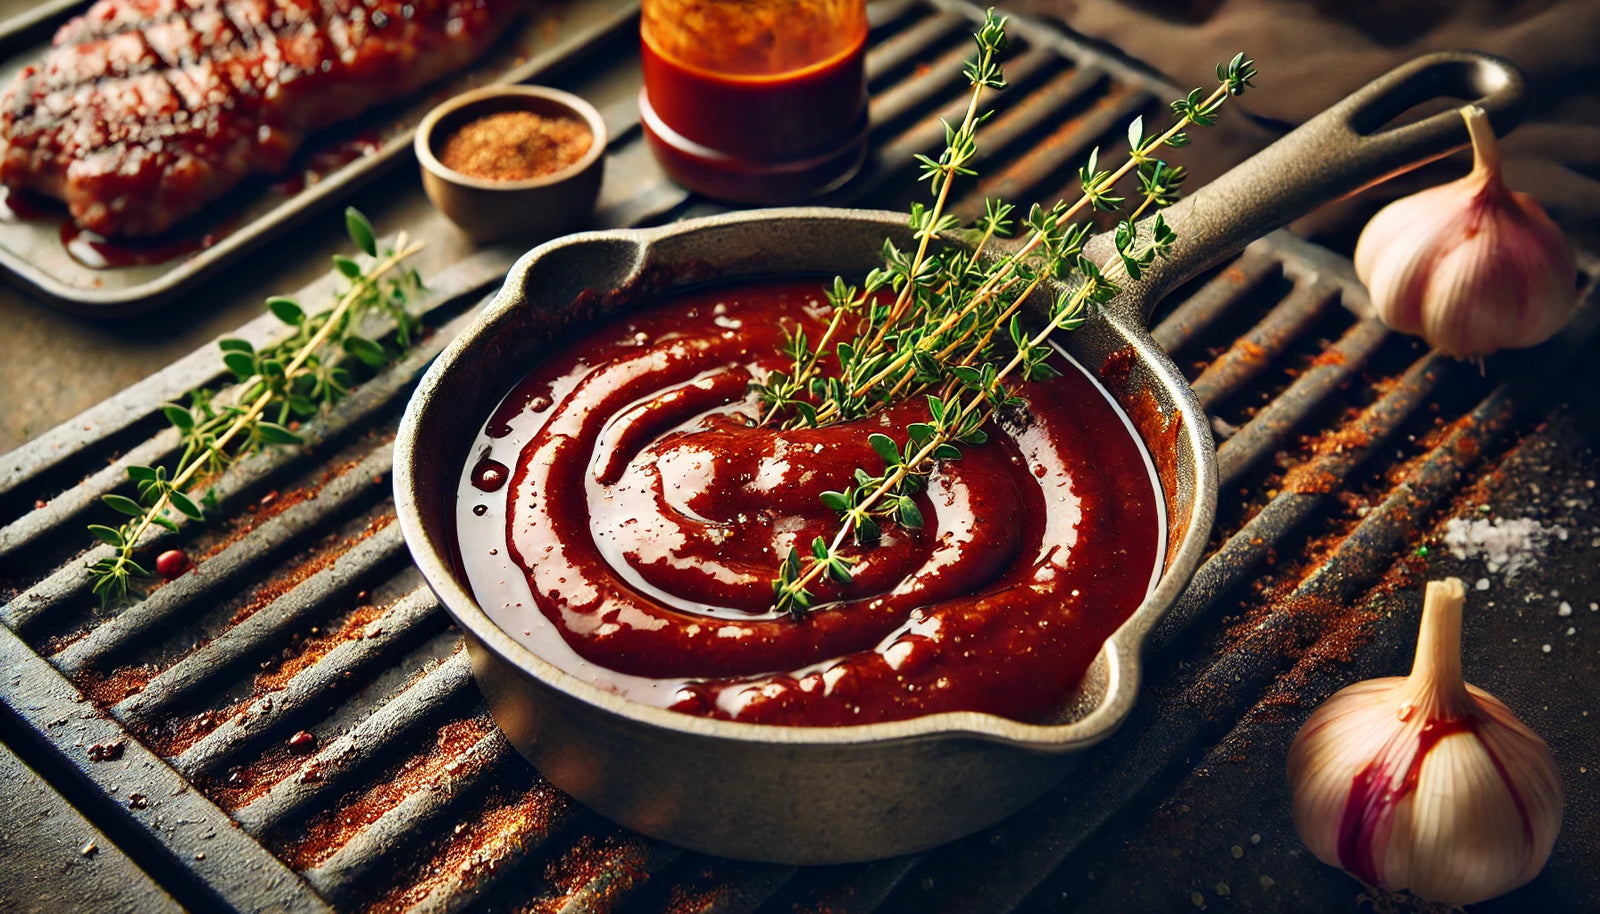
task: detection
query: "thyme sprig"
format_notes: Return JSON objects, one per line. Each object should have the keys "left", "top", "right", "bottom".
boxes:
{"left": 86, "top": 209, "right": 425, "bottom": 605}
{"left": 766, "top": 12, "right": 1255, "bottom": 615}
{"left": 754, "top": 11, "right": 1009, "bottom": 427}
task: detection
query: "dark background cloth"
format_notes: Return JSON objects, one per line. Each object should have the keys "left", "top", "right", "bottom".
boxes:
{"left": 1008, "top": 0, "right": 1600, "bottom": 255}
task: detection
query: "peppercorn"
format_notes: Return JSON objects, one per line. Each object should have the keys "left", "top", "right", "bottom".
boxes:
{"left": 155, "top": 548, "right": 189, "bottom": 578}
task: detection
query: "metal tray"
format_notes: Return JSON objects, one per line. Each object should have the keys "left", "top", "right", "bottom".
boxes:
{"left": 0, "top": 0, "right": 639, "bottom": 314}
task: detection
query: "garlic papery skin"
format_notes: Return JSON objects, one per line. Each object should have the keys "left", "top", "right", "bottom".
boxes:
{"left": 1354, "top": 106, "right": 1577, "bottom": 358}
{"left": 1287, "top": 578, "right": 1562, "bottom": 905}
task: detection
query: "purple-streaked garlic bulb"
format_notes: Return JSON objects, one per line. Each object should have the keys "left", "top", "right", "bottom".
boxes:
{"left": 1355, "top": 106, "right": 1577, "bottom": 358}
{"left": 1287, "top": 578, "right": 1562, "bottom": 905}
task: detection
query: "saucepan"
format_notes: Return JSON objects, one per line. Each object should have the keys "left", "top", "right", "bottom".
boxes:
{"left": 395, "top": 52, "right": 1523, "bottom": 864}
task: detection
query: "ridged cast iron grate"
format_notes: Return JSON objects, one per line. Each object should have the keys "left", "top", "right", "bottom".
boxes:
{"left": 3, "top": 1, "right": 1597, "bottom": 912}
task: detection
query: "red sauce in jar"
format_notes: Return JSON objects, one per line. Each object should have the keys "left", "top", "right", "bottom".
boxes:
{"left": 638, "top": 28, "right": 868, "bottom": 202}
{"left": 456, "top": 279, "right": 1163, "bottom": 726}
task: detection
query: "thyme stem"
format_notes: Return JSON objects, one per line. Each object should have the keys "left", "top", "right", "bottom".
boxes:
{"left": 87, "top": 211, "right": 426, "bottom": 605}
{"left": 764, "top": 19, "right": 1256, "bottom": 614}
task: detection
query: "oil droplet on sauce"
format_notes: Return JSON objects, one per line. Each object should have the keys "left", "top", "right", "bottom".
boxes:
{"left": 471, "top": 455, "right": 509, "bottom": 492}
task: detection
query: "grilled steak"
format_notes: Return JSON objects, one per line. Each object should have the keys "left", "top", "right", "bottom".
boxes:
{"left": 0, "top": 0, "right": 519, "bottom": 237}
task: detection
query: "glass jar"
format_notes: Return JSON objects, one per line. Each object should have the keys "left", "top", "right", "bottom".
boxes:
{"left": 639, "top": 0, "right": 869, "bottom": 204}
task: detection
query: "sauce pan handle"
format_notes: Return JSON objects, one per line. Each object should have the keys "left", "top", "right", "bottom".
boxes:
{"left": 1101, "top": 50, "right": 1525, "bottom": 324}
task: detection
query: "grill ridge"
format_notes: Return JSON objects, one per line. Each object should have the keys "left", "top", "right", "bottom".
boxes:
{"left": 237, "top": 650, "right": 477, "bottom": 836}
{"left": 110, "top": 521, "right": 409, "bottom": 726}
{"left": 47, "top": 445, "right": 397, "bottom": 673}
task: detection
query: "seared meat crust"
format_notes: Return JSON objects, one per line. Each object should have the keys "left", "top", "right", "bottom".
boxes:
{"left": 0, "top": 0, "right": 516, "bottom": 237}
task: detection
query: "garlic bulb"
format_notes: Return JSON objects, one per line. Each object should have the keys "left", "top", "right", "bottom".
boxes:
{"left": 1287, "top": 578, "right": 1562, "bottom": 905}
{"left": 1355, "top": 106, "right": 1577, "bottom": 358}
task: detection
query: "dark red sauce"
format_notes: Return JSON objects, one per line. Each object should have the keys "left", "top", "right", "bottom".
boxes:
{"left": 456, "top": 279, "right": 1163, "bottom": 726}
{"left": 2, "top": 135, "right": 375, "bottom": 268}
{"left": 470, "top": 453, "right": 510, "bottom": 492}
{"left": 0, "top": 185, "right": 49, "bottom": 222}
{"left": 638, "top": 29, "right": 868, "bottom": 202}
{"left": 60, "top": 222, "right": 211, "bottom": 269}
{"left": 271, "top": 137, "right": 382, "bottom": 196}
{"left": 4, "top": 184, "right": 213, "bottom": 267}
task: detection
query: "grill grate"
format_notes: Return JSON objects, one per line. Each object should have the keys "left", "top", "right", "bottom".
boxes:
{"left": 3, "top": 2, "right": 1597, "bottom": 912}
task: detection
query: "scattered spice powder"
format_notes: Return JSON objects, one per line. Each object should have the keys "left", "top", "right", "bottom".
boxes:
{"left": 439, "top": 110, "right": 592, "bottom": 182}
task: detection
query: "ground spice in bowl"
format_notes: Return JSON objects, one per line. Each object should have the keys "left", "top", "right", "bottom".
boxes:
{"left": 416, "top": 85, "right": 607, "bottom": 239}
{"left": 438, "top": 110, "right": 594, "bottom": 182}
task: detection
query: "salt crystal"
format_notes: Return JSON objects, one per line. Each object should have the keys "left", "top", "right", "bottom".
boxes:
{"left": 1559, "top": 602, "right": 1573, "bottom": 617}
{"left": 1476, "top": 578, "right": 1490, "bottom": 591}
{"left": 1566, "top": 627, "right": 1576, "bottom": 636}
{"left": 1541, "top": 644, "right": 1552, "bottom": 653}
{"left": 1443, "top": 517, "right": 1559, "bottom": 580}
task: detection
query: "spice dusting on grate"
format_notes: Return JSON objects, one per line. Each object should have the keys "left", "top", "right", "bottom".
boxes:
{"left": 277, "top": 715, "right": 494, "bottom": 870}
{"left": 254, "top": 600, "right": 390, "bottom": 692}
{"left": 368, "top": 778, "right": 575, "bottom": 914}
{"left": 528, "top": 833, "right": 659, "bottom": 914}
{"left": 150, "top": 702, "right": 249, "bottom": 758}
{"left": 212, "top": 744, "right": 310, "bottom": 808}
{"left": 75, "top": 663, "right": 158, "bottom": 705}
{"left": 227, "top": 512, "right": 395, "bottom": 627}
{"left": 187, "top": 486, "right": 317, "bottom": 565}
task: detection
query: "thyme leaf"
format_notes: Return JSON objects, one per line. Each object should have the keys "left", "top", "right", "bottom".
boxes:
{"left": 769, "top": 9, "right": 1254, "bottom": 615}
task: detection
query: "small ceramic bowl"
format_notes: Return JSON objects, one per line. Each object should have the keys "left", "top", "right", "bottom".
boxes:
{"left": 415, "top": 85, "right": 606, "bottom": 242}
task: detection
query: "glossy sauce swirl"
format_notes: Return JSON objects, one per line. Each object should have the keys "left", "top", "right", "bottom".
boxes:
{"left": 456, "top": 279, "right": 1162, "bottom": 726}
